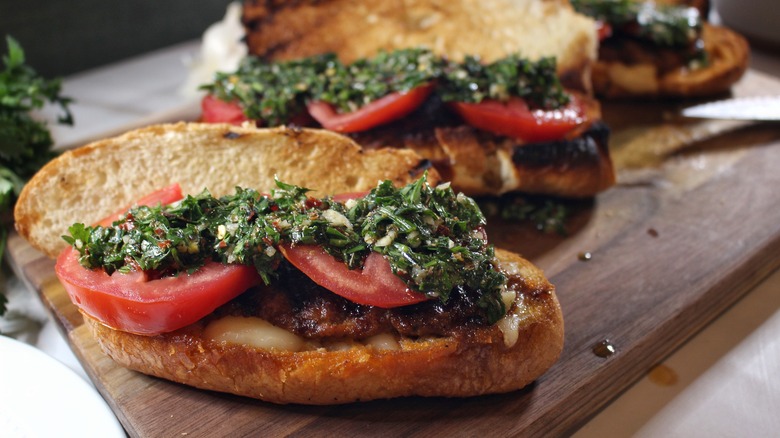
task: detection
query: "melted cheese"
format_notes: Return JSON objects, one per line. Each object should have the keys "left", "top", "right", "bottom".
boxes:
{"left": 496, "top": 290, "right": 530, "bottom": 348}
{"left": 205, "top": 315, "right": 404, "bottom": 352}
{"left": 496, "top": 148, "right": 519, "bottom": 193}
{"left": 364, "top": 333, "right": 400, "bottom": 351}
{"left": 497, "top": 311, "right": 522, "bottom": 348}
{"left": 204, "top": 316, "right": 305, "bottom": 351}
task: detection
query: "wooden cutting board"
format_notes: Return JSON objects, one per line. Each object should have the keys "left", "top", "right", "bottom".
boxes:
{"left": 8, "top": 70, "right": 780, "bottom": 437}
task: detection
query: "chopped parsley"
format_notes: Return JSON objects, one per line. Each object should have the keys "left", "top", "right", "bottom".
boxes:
{"left": 64, "top": 176, "right": 509, "bottom": 322}
{"left": 438, "top": 54, "right": 569, "bottom": 108}
{"left": 314, "top": 48, "right": 443, "bottom": 113}
{"left": 480, "top": 195, "right": 571, "bottom": 235}
{"left": 206, "top": 54, "right": 332, "bottom": 126}
{"left": 201, "top": 48, "right": 568, "bottom": 126}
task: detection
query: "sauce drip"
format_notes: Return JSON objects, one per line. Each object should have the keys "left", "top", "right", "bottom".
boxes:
{"left": 593, "top": 339, "right": 617, "bottom": 358}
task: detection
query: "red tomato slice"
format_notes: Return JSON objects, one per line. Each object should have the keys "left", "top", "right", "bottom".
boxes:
{"left": 279, "top": 244, "right": 430, "bottom": 308}
{"left": 56, "top": 248, "right": 261, "bottom": 335}
{"left": 201, "top": 94, "right": 249, "bottom": 125}
{"left": 57, "top": 185, "right": 263, "bottom": 335}
{"left": 306, "top": 83, "right": 434, "bottom": 133}
{"left": 450, "top": 95, "right": 586, "bottom": 143}
{"left": 96, "top": 183, "right": 183, "bottom": 227}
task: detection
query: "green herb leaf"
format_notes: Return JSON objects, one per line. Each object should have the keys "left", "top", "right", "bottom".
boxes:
{"left": 201, "top": 47, "right": 568, "bottom": 124}
{"left": 64, "top": 176, "right": 509, "bottom": 324}
{"left": 0, "top": 36, "right": 73, "bottom": 316}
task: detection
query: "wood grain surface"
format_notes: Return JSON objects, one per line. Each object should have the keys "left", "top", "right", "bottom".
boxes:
{"left": 8, "top": 70, "right": 780, "bottom": 437}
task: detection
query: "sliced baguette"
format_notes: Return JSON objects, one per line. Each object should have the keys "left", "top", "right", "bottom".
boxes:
{"left": 14, "top": 122, "right": 564, "bottom": 404}
{"left": 593, "top": 23, "right": 749, "bottom": 98}
{"left": 15, "top": 123, "right": 435, "bottom": 259}
{"left": 83, "top": 248, "right": 563, "bottom": 404}
{"left": 231, "top": 0, "right": 616, "bottom": 198}
{"left": 242, "top": 0, "right": 598, "bottom": 92}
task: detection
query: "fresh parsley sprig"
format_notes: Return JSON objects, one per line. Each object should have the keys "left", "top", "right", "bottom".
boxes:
{"left": 1, "top": 36, "right": 73, "bottom": 196}
{"left": 0, "top": 36, "right": 73, "bottom": 316}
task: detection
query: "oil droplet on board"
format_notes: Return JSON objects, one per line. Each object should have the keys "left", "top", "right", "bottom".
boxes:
{"left": 648, "top": 364, "right": 678, "bottom": 386}
{"left": 592, "top": 340, "right": 616, "bottom": 358}
{"left": 578, "top": 251, "right": 593, "bottom": 261}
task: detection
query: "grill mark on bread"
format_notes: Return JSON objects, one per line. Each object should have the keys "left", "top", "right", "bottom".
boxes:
{"left": 337, "top": 92, "right": 613, "bottom": 197}
{"left": 511, "top": 121, "right": 610, "bottom": 169}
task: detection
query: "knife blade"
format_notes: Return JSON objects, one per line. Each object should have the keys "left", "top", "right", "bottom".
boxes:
{"left": 681, "top": 96, "right": 780, "bottom": 121}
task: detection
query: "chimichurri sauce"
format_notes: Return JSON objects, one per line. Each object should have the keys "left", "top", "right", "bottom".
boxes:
{"left": 64, "top": 176, "right": 509, "bottom": 323}
{"left": 201, "top": 48, "right": 570, "bottom": 127}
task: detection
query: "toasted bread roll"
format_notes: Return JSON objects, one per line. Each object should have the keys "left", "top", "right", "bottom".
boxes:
{"left": 242, "top": 0, "right": 598, "bottom": 92}
{"left": 661, "top": 24, "right": 749, "bottom": 97}
{"left": 15, "top": 123, "right": 564, "bottom": 404}
{"left": 232, "top": 0, "right": 615, "bottom": 197}
{"left": 15, "top": 123, "right": 436, "bottom": 259}
{"left": 82, "top": 247, "right": 563, "bottom": 404}
{"left": 348, "top": 93, "right": 614, "bottom": 197}
{"left": 594, "top": 23, "right": 749, "bottom": 98}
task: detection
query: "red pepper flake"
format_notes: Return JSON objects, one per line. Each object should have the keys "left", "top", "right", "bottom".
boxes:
{"left": 305, "top": 197, "right": 322, "bottom": 209}
{"left": 118, "top": 221, "right": 135, "bottom": 231}
{"left": 124, "top": 258, "right": 142, "bottom": 272}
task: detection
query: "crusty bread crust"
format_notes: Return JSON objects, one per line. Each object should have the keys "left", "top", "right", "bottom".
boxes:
{"left": 14, "top": 123, "right": 436, "bottom": 259}
{"left": 16, "top": 122, "right": 563, "bottom": 404}
{"left": 592, "top": 23, "right": 749, "bottom": 98}
{"left": 242, "top": 0, "right": 598, "bottom": 92}
{"left": 82, "top": 248, "right": 564, "bottom": 404}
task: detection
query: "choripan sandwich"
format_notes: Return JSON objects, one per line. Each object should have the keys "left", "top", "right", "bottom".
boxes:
{"left": 571, "top": 0, "right": 749, "bottom": 98}
{"left": 197, "top": 0, "right": 616, "bottom": 199}
{"left": 14, "top": 123, "right": 564, "bottom": 404}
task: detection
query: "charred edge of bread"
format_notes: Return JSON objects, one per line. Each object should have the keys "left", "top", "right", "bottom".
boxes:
{"left": 427, "top": 121, "right": 614, "bottom": 198}
{"left": 592, "top": 23, "right": 749, "bottom": 98}
{"left": 14, "top": 123, "right": 439, "bottom": 259}
{"left": 347, "top": 92, "right": 615, "bottom": 198}
{"left": 241, "top": 0, "right": 598, "bottom": 94}
{"left": 436, "top": 93, "right": 614, "bottom": 198}
{"left": 81, "top": 248, "right": 564, "bottom": 405}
